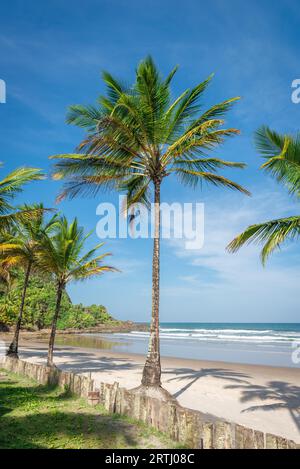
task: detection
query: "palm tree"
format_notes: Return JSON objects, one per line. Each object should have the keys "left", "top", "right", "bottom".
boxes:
{"left": 37, "top": 216, "right": 116, "bottom": 367}
{"left": 50, "top": 57, "right": 249, "bottom": 392}
{"left": 0, "top": 204, "right": 58, "bottom": 357}
{"left": 227, "top": 126, "right": 300, "bottom": 264}
{"left": 0, "top": 165, "right": 44, "bottom": 231}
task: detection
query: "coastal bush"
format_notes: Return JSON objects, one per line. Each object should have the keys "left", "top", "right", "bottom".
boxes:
{"left": 0, "top": 271, "right": 113, "bottom": 330}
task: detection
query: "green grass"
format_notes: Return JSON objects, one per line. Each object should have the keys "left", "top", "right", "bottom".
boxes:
{"left": 0, "top": 369, "right": 181, "bottom": 449}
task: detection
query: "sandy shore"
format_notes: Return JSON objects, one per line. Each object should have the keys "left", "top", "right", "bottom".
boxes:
{"left": 1, "top": 334, "right": 299, "bottom": 443}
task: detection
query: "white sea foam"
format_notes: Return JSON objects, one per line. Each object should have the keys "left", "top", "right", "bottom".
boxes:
{"left": 120, "top": 326, "right": 300, "bottom": 345}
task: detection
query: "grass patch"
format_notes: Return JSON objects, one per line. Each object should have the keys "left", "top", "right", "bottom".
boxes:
{"left": 0, "top": 369, "right": 182, "bottom": 449}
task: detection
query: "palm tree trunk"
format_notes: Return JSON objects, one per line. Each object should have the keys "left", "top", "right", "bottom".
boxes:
{"left": 7, "top": 261, "right": 32, "bottom": 358}
{"left": 141, "top": 179, "right": 161, "bottom": 387}
{"left": 47, "top": 282, "right": 64, "bottom": 367}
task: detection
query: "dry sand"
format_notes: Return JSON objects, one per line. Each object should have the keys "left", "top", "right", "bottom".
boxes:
{"left": 0, "top": 334, "right": 299, "bottom": 443}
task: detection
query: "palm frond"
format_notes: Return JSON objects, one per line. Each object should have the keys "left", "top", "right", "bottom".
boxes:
{"left": 186, "top": 97, "right": 240, "bottom": 132}
{"left": 227, "top": 216, "right": 300, "bottom": 264}
{"left": 118, "top": 175, "right": 151, "bottom": 209}
{"left": 0, "top": 167, "right": 44, "bottom": 215}
{"left": 172, "top": 157, "right": 246, "bottom": 172}
{"left": 36, "top": 216, "right": 116, "bottom": 286}
{"left": 164, "top": 124, "right": 239, "bottom": 163}
{"left": 255, "top": 126, "right": 287, "bottom": 158}
{"left": 51, "top": 57, "right": 247, "bottom": 205}
{"left": 166, "top": 74, "right": 214, "bottom": 140}
{"left": 66, "top": 105, "right": 103, "bottom": 130}
{"left": 174, "top": 168, "right": 250, "bottom": 195}
{"left": 255, "top": 126, "right": 300, "bottom": 197}
{"left": 101, "top": 70, "right": 127, "bottom": 105}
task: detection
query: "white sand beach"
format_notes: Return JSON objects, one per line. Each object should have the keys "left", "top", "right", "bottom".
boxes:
{"left": 1, "top": 335, "right": 299, "bottom": 443}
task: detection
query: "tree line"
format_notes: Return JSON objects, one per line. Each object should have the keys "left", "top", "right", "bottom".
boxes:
{"left": 0, "top": 269, "right": 113, "bottom": 331}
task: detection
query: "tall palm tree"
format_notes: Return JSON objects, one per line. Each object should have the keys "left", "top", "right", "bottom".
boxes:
{"left": 227, "top": 126, "right": 300, "bottom": 264}
{"left": 50, "top": 57, "right": 249, "bottom": 391}
{"left": 0, "top": 204, "right": 58, "bottom": 357}
{"left": 37, "top": 216, "right": 116, "bottom": 367}
{"left": 0, "top": 165, "right": 44, "bottom": 231}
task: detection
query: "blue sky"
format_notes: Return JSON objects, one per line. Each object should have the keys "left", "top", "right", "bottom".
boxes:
{"left": 0, "top": 0, "right": 300, "bottom": 322}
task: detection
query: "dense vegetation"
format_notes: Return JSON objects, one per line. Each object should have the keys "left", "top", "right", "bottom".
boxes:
{"left": 0, "top": 271, "right": 113, "bottom": 331}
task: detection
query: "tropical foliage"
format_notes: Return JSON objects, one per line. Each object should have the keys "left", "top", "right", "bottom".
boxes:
{"left": 0, "top": 165, "right": 44, "bottom": 231}
{"left": 0, "top": 204, "right": 58, "bottom": 356}
{"left": 35, "top": 216, "right": 116, "bottom": 366}
{"left": 0, "top": 164, "right": 115, "bottom": 362}
{"left": 0, "top": 270, "right": 112, "bottom": 330}
{"left": 227, "top": 126, "right": 300, "bottom": 264}
{"left": 51, "top": 56, "right": 249, "bottom": 389}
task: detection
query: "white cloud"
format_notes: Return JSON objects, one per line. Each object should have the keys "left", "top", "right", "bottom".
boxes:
{"left": 160, "top": 187, "right": 300, "bottom": 322}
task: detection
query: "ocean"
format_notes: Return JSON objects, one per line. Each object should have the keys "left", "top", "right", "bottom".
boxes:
{"left": 96, "top": 323, "right": 300, "bottom": 368}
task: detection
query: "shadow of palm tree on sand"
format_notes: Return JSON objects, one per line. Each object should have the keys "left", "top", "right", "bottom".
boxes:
{"left": 225, "top": 380, "right": 300, "bottom": 431}
{"left": 164, "top": 367, "right": 250, "bottom": 398}
{"left": 20, "top": 348, "right": 137, "bottom": 373}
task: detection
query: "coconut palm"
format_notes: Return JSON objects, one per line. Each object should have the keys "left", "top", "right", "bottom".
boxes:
{"left": 227, "top": 126, "right": 300, "bottom": 264}
{"left": 0, "top": 204, "right": 58, "bottom": 357}
{"left": 50, "top": 57, "right": 249, "bottom": 391}
{"left": 0, "top": 165, "right": 44, "bottom": 231}
{"left": 36, "top": 216, "right": 116, "bottom": 367}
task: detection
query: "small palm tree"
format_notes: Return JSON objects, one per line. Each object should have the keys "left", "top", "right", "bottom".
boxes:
{"left": 0, "top": 165, "right": 44, "bottom": 231}
{"left": 37, "top": 216, "right": 116, "bottom": 367}
{"left": 51, "top": 57, "right": 249, "bottom": 391}
{"left": 227, "top": 126, "right": 300, "bottom": 263}
{"left": 0, "top": 204, "right": 58, "bottom": 357}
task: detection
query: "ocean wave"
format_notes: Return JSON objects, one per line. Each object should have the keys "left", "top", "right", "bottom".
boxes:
{"left": 121, "top": 328, "right": 300, "bottom": 344}
{"left": 160, "top": 328, "right": 274, "bottom": 334}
